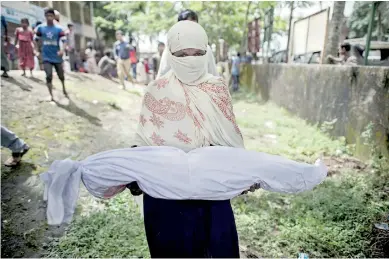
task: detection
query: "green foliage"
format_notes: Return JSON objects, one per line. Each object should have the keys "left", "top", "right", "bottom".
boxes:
{"left": 348, "top": 1, "right": 389, "bottom": 40}
{"left": 232, "top": 96, "right": 389, "bottom": 257}
{"left": 92, "top": 1, "right": 147, "bottom": 43}
{"left": 234, "top": 168, "right": 389, "bottom": 257}
{"left": 93, "top": 1, "right": 288, "bottom": 50}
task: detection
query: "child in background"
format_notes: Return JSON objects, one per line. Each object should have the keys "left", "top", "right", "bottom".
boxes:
{"left": 14, "top": 18, "right": 34, "bottom": 76}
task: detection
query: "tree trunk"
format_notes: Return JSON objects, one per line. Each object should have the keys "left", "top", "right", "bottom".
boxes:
{"left": 285, "top": 1, "right": 294, "bottom": 63}
{"left": 240, "top": 1, "right": 252, "bottom": 53}
{"left": 323, "top": 1, "right": 346, "bottom": 64}
{"left": 216, "top": 2, "right": 221, "bottom": 63}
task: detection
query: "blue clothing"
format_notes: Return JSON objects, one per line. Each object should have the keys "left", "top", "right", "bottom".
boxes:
{"left": 143, "top": 193, "right": 240, "bottom": 258}
{"left": 231, "top": 56, "right": 241, "bottom": 76}
{"left": 37, "top": 24, "right": 65, "bottom": 63}
{"left": 1, "top": 16, "right": 7, "bottom": 37}
{"left": 114, "top": 40, "right": 130, "bottom": 60}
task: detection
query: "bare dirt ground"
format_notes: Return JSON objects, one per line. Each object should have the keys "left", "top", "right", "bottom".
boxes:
{"left": 1, "top": 71, "right": 144, "bottom": 258}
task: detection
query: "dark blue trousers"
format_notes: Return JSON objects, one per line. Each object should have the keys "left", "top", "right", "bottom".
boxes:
{"left": 143, "top": 193, "right": 240, "bottom": 258}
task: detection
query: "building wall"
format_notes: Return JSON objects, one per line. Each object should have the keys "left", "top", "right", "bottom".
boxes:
{"left": 1, "top": 1, "right": 96, "bottom": 49}
{"left": 239, "top": 64, "right": 389, "bottom": 160}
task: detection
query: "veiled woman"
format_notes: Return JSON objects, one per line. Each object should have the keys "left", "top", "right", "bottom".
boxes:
{"left": 132, "top": 21, "right": 244, "bottom": 258}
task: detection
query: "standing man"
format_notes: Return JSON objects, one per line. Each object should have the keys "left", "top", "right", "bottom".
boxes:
{"left": 1, "top": 126, "right": 30, "bottom": 167}
{"left": 156, "top": 9, "right": 218, "bottom": 79}
{"left": 1, "top": 15, "right": 10, "bottom": 78}
{"left": 152, "top": 42, "right": 165, "bottom": 79}
{"left": 114, "top": 30, "right": 133, "bottom": 89}
{"left": 36, "top": 8, "right": 68, "bottom": 101}
{"left": 231, "top": 52, "right": 241, "bottom": 92}
{"left": 66, "top": 23, "right": 77, "bottom": 71}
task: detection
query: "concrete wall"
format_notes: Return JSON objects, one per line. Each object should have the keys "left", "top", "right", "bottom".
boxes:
{"left": 239, "top": 64, "right": 389, "bottom": 159}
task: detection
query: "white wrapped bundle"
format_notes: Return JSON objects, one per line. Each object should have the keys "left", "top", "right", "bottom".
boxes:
{"left": 40, "top": 146, "right": 327, "bottom": 225}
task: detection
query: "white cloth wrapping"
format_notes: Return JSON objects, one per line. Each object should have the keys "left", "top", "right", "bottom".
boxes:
{"left": 40, "top": 146, "right": 327, "bottom": 225}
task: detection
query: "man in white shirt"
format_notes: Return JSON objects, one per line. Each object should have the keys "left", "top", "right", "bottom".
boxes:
{"left": 156, "top": 9, "right": 218, "bottom": 79}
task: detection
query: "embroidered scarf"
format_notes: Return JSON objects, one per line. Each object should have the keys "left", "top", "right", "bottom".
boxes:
{"left": 133, "top": 21, "right": 243, "bottom": 151}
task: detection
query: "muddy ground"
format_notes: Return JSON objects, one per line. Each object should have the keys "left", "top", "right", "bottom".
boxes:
{"left": 1, "top": 71, "right": 144, "bottom": 257}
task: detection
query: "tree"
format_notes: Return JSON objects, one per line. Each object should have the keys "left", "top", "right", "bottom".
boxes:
{"left": 348, "top": 1, "right": 389, "bottom": 40}
{"left": 93, "top": 1, "right": 286, "bottom": 53}
{"left": 92, "top": 1, "right": 147, "bottom": 44}
{"left": 322, "top": 1, "right": 345, "bottom": 63}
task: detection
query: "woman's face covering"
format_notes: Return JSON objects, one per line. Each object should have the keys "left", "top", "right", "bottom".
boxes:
{"left": 172, "top": 48, "right": 206, "bottom": 57}
{"left": 167, "top": 21, "right": 208, "bottom": 84}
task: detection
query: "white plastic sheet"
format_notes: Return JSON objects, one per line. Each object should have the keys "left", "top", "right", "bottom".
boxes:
{"left": 40, "top": 146, "right": 327, "bottom": 225}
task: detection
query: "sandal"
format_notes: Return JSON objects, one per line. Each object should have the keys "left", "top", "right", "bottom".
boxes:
{"left": 4, "top": 144, "right": 30, "bottom": 167}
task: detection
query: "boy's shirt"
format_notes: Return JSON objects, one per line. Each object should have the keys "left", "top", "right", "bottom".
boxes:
{"left": 36, "top": 24, "right": 66, "bottom": 63}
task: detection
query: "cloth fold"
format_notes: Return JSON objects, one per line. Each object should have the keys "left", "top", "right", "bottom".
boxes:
{"left": 40, "top": 146, "right": 327, "bottom": 225}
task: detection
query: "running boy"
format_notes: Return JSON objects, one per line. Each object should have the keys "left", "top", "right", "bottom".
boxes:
{"left": 36, "top": 8, "right": 68, "bottom": 101}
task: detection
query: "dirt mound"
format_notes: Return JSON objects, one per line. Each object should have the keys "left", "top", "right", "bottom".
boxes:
{"left": 323, "top": 156, "right": 368, "bottom": 176}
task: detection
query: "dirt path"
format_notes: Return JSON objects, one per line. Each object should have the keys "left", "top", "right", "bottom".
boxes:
{"left": 1, "top": 71, "right": 144, "bottom": 258}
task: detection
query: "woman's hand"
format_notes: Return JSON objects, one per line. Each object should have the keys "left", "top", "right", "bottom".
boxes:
{"left": 127, "top": 182, "right": 143, "bottom": 196}
{"left": 241, "top": 183, "right": 261, "bottom": 195}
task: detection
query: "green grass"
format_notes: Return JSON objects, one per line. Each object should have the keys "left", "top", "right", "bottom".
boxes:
{"left": 47, "top": 91, "right": 389, "bottom": 258}
{"left": 47, "top": 193, "right": 150, "bottom": 258}
{"left": 231, "top": 91, "right": 389, "bottom": 257}
{"left": 233, "top": 167, "right": 389, "bottom": 257}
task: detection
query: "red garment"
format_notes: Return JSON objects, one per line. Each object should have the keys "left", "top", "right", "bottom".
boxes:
{"left": 144, "top": 61, "right": 149, "bottom": 73}
{"left": 15, "top": 28, "right": 34, "bottom": 69}
{"left": 130, "top": 49, "right": 137, "bottom": 64}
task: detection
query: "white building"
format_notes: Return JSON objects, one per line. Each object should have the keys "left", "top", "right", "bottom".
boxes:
{"left": 1, "top": 1, "right": 96, "bottom": 50}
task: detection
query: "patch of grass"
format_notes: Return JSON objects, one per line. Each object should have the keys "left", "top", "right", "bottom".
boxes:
{"left": 230, "top": 92, "right": 389, "bottom": 257}
{"left": 233, "top": 167, "right": 389, "bottom": 257}
{"left": 47, "top": 192, "right": 149, "bottom": 258}
{"left": 233, "top": 100, "right": 346, "bottom": 162}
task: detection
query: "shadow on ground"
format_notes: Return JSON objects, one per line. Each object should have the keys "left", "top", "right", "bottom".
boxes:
{"left": 2, "top": 77, "right": 33, "bottom": 91}
{"left": 55, "top": 98, "right": 102, "bottom": 126}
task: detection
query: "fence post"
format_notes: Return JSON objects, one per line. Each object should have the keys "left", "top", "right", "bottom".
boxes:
{"left": 364, "top": 2, "right": 378, "bottom": 65}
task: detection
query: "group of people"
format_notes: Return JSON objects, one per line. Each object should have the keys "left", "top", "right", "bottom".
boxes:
{"left": 1, "top": 9, "right": 69, "bottom": 101}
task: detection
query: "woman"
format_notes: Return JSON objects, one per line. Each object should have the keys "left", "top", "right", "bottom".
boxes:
{"left": 132, "top": 21, "right": 244, "bottom": 258}
{"left": 156, "top": 9, "right": 218, "bottom": 79}
{"left": 15, "top": 18, "right": 35, "bottom": 76}
{"left": 85, "top": 42, "right": 98, "bottom": 74}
